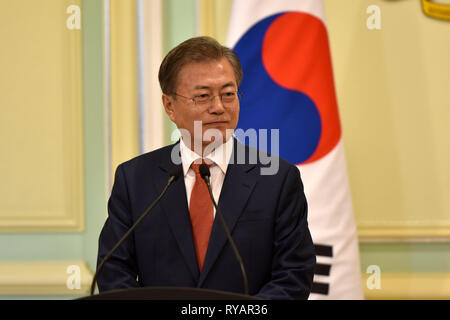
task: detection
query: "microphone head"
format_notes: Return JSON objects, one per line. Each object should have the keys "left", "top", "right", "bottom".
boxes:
{"left": 199, "top": 163, "right": 211, "bottom": 180}
{"left": 169, "top": 167, "right": 183, "bottom": 181}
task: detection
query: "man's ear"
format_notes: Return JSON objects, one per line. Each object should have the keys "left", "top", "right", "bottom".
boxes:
{"left": 162, "top": 94, "right": 176, "bottom": 122}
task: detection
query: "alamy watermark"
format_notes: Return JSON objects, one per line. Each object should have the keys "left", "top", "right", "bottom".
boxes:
{"left": 66, "top": 5, "right": 81, "bottom": 30}
{"left": 366, "top": 5, "right": 381, "bottom": 30}
{"left": 66, "top": 264, "right": 81, "bottom": 290}
{"left": 170, "top": 121, "right": 280, "bottom": 176}
{"left": 366, "top": 265, "right": 381, "bottom": 290}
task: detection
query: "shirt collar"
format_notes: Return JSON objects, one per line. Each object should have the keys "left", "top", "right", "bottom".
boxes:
{"left": 179, "top": 136, "right": 234, "bottom": 177}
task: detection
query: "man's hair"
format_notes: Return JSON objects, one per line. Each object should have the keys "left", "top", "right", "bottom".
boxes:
{"left": 158, "top": 36, "right": 243, "bottom": 95}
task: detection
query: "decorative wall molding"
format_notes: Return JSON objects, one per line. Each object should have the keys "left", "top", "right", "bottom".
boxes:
{"left": 363, "top": 272, "right": 450, "bottom": 300}
{"left": 358, "top": 225, "right": 450, "bottom": 241}
{"left": 0, "top": 261, "right": 93, "bottom": 296}
{"left": 1, "top": 263, "right": 448, "bottom": 299}
{"left": 0, "top": 0, "right": 84, "bottom": 232}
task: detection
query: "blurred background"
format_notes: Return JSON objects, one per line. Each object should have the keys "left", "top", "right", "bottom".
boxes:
{"left": 0, "top": 0, "right": 449, "bottom": 299}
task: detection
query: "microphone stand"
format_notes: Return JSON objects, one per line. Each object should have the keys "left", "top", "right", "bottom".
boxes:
{"left": 199, "top": 164, "right": 249, "bottom": 296}
{"left": 90, "top": 168, "right": 182, "bottom": 295}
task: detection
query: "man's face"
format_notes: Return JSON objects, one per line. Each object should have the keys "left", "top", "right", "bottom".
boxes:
{"left": 162, "top": 57, "right": 240, "bottom": 151}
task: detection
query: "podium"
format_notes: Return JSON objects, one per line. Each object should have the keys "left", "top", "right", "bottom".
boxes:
{"left": 79, "top": 287, "right": 261, "bottom": 300}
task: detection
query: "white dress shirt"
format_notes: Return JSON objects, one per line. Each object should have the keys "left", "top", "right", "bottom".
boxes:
{"left": 179, "top": 137, "right": 234, "bottom": 217}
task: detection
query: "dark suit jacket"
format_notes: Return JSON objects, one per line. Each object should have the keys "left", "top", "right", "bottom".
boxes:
{"left": 97, "top": 139, "right": 316, "bottom": 299}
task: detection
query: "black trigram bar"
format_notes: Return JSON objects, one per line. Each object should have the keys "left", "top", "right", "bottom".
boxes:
{"left": 314, "top": 244, "right": 333, "bottom": 257}
{"left": 311, "top": 244, "right": 333, "bottom": 295}
{"left": 311, "top": 282, "right": 329, "bottom": 295}
{"left": 314, "top": 263, "right": 331, "bottom": 276}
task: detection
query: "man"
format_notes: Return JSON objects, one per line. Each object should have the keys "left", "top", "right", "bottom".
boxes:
{"left": 97, "top": 36, "right": 316, "bottom": 299}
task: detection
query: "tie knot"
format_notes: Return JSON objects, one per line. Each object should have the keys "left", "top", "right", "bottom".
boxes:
{"left": 190, "top": 160, "right": 211, "bottom": 175}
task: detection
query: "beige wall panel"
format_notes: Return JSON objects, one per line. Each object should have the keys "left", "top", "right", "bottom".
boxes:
{"left": 0, "top": 0, "right": 84, "bottom": 231}
{"left": 110, "top": 0, "right": 139, "bottom": 175}
{"left": 323, "top": 0, "right": 450, "bottom": 239}
{"left": 198, "top": 0, "right": 232, "bottom": 43}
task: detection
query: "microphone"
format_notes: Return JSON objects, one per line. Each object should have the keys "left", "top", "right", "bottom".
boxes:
{"left": 199, "top": 164, "right": 249, "bottom": 296}
{"left": 90, "top": 167, "right": 183, "bottom": 295}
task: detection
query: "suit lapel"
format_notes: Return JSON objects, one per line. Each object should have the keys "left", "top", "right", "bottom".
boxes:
{"left": 198, "top": 141, "right": 258, "bottom": 287}
{"left": 156, "top": 143, "right": 200, "bottom": 282}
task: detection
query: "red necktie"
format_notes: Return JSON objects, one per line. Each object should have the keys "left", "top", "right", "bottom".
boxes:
{"left": 189, "top": 161, "right": 214, "bottom": 272}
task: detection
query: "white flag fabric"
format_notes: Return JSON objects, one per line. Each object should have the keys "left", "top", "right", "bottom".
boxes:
{"left": 227, "top": 0, "right": 364, "bottom": 299}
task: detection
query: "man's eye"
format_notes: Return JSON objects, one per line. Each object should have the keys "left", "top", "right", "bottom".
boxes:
{"left": 195, "top": 94, "right": 210, "bottom": 103}
{"left": 221, "top": 92, "right": 237, "bottom": 102}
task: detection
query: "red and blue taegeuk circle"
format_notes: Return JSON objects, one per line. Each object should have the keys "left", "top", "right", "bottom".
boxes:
{"left": 234, "top": 12, "right": 341, "bottom": 165}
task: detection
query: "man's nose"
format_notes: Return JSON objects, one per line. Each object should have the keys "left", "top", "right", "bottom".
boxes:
{"left": 208, "top": 95, "right": 225, "bottom": 114}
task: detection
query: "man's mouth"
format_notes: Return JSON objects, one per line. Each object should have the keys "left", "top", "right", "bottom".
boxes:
{"left": 203, "top": 121, "right": 228, "bottom": 125}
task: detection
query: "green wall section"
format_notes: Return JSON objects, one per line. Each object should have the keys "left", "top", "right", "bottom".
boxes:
{"left": 163, "top": 0, "right": 197, "bottom": 47}
{"left": 81, "top": 0, "right": 107, "bottom": 272}
{"left": 0, "top": 234, "right": 83, "bottom": 261}
{"left": 162, "top": 0, "right": 197, "bottom": 145}
{"left": 360, "top": 243, "right": 450, "bottom": 274}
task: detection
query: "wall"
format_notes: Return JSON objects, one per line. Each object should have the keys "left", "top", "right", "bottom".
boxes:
{"left": 0, "top": 0, "right": 106, "bottom": 298}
